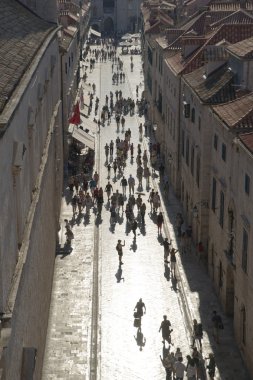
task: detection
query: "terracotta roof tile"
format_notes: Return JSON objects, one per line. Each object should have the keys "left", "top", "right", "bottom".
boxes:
{"left": 210, "top": 9, "right": 253, "bottom": 28}
{"left": 239, "top": 131, "right": 253, "bottom": 153}
{"left": 0, "top": 0, "right": 56, "bottom": 114}
{"left": 226, "top": 36, "right": 253, "bottom": 57}
{"left": 212, "top": 92, "right": 253, "bottom": 129}
{"left": 183, "top": 65, "right": 236, "bottom": 103}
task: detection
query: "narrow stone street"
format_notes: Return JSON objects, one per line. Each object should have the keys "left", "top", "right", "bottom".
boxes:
{"left": 42, "top": 42, "right": 249, "bottom": 380}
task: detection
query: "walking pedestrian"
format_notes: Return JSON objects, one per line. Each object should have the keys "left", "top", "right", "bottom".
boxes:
{"left": 192, "top": 347, "right": 201, "bottom": 379}
{"left": 109, "top": 140, "right": 114, "bottom": 156}
{"left": 174, "top": 357, "right": 186, "bottom": 380}
{"left": 136, "top": 194, "right": 142, "bottom": 212}
{"left": 157, "top": 212, "right": 164, "bottom": 235}
{"left": 140, "top": 203, "right": 146, "bottom": 224}
{"left": 170, "top": 248, "right": 178, "bottom": 277}
{"left": 148, "top": 189, "right": 155, "bottom": 211}
{"left": 65, "top": 224, "right": 74, "bottom": 245}
{"left": 130, "top": 143, "right": 134, "bottom": 158}
{"left": 134, "top": 298, "right": 146, "bottom": 318}
{"left": 160, "top": 353, "right": 174, "bottom": 380}
{"left": 186, "top": 357, "right": 196, "bottom": 380}
{"left": 105, "top": 181, "right": 113, "bottom": 201}
{"left": 71, "top": 194, "right": 78, "bottom": 215}
{"left": 120, "top": 176, "right": 128, "bottom": 195}
{"left": 192, "top": 319, "right": 203, "bottom": 349}
{"left": 211, "top": 311, "right": 223, "bottom": 343}
{"left": 136, "top": 165, "right": 143, "bottom": 187}
{"left": 128, "top": 174, "right": 135, "bottom": 195}
{"left": 159, "top": 315, "right": 172, "bottom": 345}
{"left": 175, "top": 347, "right": 183, "bottom": 361}
{"left": 116, "top": 239, "right": 125, "bottom": 265}
{"left": 131, "top": 219, "right": 138, "bottom": 238}
{"left": 162, "top": 238, "right": 172, "bottom": 262}
{"left": 206, "top": 353, "right": 216, "bottom": 379}
{"left": 105, "top": 143, "right": 109, "bottom": 158}
{"left": 176, "top": 213, "right": 184, "bottom": 237}
{"left": 118, "top": 192, "right": 124, "bottom": 213}
{"left": 113, "top": 160, "right": 117, "bottom": 177}
{"left": 153, "top": 192, "right": 161, "bottom": 213}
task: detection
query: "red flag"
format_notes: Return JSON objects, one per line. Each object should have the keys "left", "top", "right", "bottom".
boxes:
{"left": 69, "top": 102, "right": 81, "bottom": 125}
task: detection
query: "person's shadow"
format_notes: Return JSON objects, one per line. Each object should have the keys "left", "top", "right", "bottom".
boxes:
{"left": 139, "top": 223, "right": 146, "bottom": 236}
{"left": 95, "top": 213, "right": 102, "bottom": 226}
{"left": 134, "top": 327, "right": 146, "bottom": 351}
{"left": 171, "top": 275, "right": 178, "bottom": 292}
{"left": 130, "top": 237, "right": 137, "bottom": 252}
{"left": 164, "top": 263, "right": 170, "bottom": 281}
{"left": 115, "top": 265, "right": 125, "bottom": 283}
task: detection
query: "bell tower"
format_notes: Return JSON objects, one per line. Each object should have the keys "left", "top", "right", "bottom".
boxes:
{"left": 18, "top": 0, "right": 58, "bottom": 23}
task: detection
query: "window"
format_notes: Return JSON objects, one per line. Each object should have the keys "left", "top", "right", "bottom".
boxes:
{"left": 147, "top": 69, "right": 152, "bottom": 94}
{"left": 196, "top": 155, "right": 200, "bottom": 187}
{"left": 71, "top": 52, "right": 73, "bottom": 62}
{"left": 181, "top": 130, "right": 185, "bottom": 157}
{"left": 245, "top": 174, "right": 250, "bottom": 195}
{"left": 191, "top": 146, "right": 195, "bottom": 176}
{"left": 219, "top": 191, "right": 224, "bottom": 228}
{"left": 222, "top": 143, "right": 226, "bottom": 162}
{"left": 191, "top": 108, "right": 195, "bottom": 123}
{"left": 186, "top": 137, "right": 189, "bottom": 166}
{"left": 241, "top": 306, "right": 246, "bottom": 345}
{"left": 65, "top": 62, "right": 68, "bottom": 74}
{"left": 183, "top": 101, "right": 190, "bottom": 118}
{"left": 69, "top": 56, "right": 71, "bottom": 67}
{"left": 214, "top": 134, "right": 218, "bottom": 150}
{"left": 211, "top": 178, "right": 216, "bottom": 211}
{"left": 242, "top": 229, "right": 248, "bottom": 273}
{"left": 147, "top": 46, "right": 153, "bottom": 65}
{"left": 198, "top": 116, "right": 201, "bottom": 130}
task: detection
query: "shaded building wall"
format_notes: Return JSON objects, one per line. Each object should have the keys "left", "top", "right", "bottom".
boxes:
{"left": 0, "top": 34, "right": 63, "bottom": 379}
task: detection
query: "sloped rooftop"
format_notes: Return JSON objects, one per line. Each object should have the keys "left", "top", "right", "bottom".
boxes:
{"left": 212, "top": 92, "right": 253, "bottom": 129}
{"left": 0, "top": 0, "right": 56, "bottom": 114}
{"left": 239, "top": 131, "right": 253, "bottom": 153}
{"left": 183, "top": 65, "right": 235, "bottom": 103}
{"left": 226, "top": 36, "right": 253, "bottom": 57}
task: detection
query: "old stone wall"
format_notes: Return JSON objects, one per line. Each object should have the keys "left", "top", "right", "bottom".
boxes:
{"left": 4, "top": 106, "right": 63, "bottom": 380}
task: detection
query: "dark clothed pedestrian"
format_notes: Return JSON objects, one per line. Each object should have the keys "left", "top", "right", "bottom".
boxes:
{"left": 159, "top": 315, "right": 172, "bottom": 344}
{"left": 116, "top": 239, "right": 125, "bottom": 265}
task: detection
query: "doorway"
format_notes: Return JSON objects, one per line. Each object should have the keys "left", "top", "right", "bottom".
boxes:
{"left": 104, "top": 17, "right": 114, "bottom": 33}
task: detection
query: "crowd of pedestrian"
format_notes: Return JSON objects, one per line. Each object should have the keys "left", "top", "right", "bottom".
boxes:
{"left": 65, "top": 37, "right": 220, "bottom": 380}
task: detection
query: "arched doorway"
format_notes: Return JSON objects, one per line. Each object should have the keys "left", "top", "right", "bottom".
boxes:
{"left": 104, "top": 17, "right": 114, "bottom": 33}
{"left": 92, "top": 23, "right": 100, "bottom": 32}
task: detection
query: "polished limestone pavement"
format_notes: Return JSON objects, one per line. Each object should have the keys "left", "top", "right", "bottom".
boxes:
{"left": 42, "top": 43, "right": 249, "bottom": 380}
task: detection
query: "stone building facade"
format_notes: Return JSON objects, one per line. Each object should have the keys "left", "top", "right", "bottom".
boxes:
{"left": 90, "top": 0, "right": 142, "bottom": 34}
{"left": 0, "top": 0, "right": 90, "bottom": 378}
{"left": 141, "top": 0, "right": 253, "bottom": 376}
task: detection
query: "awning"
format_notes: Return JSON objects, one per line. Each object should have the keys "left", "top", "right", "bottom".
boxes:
{"left": 72, "top": 126, "right": 95, "bottom": 150}
{"left": 82, "top": 117, "right": 98, "bottom": 134}
{"left": 90, "top": 28, "right": 101, "bottom": 37}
